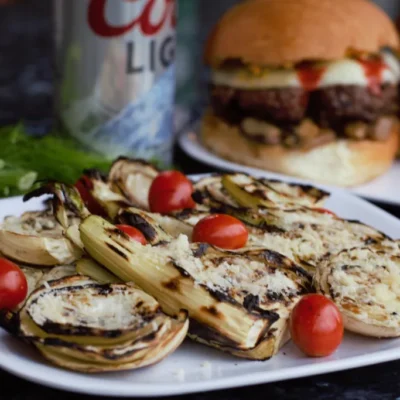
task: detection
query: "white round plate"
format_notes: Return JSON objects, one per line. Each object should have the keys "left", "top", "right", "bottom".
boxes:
{"left": 1, "top": 189, "right": 400, "bottom": 397}
{"left": 178, "top": 125, "right": 400, "bottom": 205}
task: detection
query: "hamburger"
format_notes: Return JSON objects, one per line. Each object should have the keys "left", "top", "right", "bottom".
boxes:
{"left": 201, "top": 0, "right": 400, "bottom": 187}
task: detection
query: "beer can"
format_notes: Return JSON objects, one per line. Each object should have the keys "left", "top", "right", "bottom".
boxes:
{"left": 55, "top": 0, "right": 176, "bottom": 166}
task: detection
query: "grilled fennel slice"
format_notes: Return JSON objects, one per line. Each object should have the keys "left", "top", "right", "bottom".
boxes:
{"left": 108, "top": 158, "right": 159, "bottom": 210}
{"left": 193, "top": 175, "right": 239, "bottom": 208}
{"left": 370, "top": 238, "right": 400, "bottom": 255}
{"left": 17, "top": 275, "right": 188, "bottom": 372}
{"left": 221, "top": 174, "right": 329, "bottom": 209}
{"left": 192, "top": 174, "right": 328, "bottom": 210}
{"left": 39, "top": 265, "right": 77, "bottom": 283}
{"left": 118, "top": 207, "right": 193, "bottom": 242}
{"left": 224, "top": 206, "right": 386, "bottom": 269}
{"left": 315, "top": 246, "right": 400, "bottom": 338}
{"left": 76, "top": 257, "right": 122, "bottom": 284}
{"left": 255, "top": 221, "right": 383, "bottom": 266}
{"left": 80, "top": 216, "right": 311, "bottom": 360}
{"left": 14, "top": 264, "right": 77, "bottom": 311}
{"left": 0, "top": 210, "right": 82, "bottom": 266}
{"left": 15, "top": 266, "right": 45, "bottom": 311}
{"left": 232, "top": 205, "right": 338, "bottom": 229}
{"left": 173, "top": 209, "right": 213, "bottom": 227}
{"left": 83, "top": 169, "right": 131, "bottom": 219}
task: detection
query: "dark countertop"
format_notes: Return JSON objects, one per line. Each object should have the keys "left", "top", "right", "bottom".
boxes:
{"left": 1, "top": 145, "right": 400, "bottom": 400}
{"left": 2, "top": 359, "right": 400, "bottom": 400}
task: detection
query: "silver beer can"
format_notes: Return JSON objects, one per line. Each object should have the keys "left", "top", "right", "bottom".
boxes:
{"left": 55, "top": 0, "right": 176, "bottom": 166}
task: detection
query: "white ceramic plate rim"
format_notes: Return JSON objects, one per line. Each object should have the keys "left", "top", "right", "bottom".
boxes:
{"left": 0, "top": 181, "right": 400, "bottom": 397}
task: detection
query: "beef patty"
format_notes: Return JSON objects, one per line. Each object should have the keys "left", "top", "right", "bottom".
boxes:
{"left": 211, "top": 84, "right": 398, "bottom": 127}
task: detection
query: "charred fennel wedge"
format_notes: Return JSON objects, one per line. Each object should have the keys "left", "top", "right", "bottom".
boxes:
{"left": 369, "top": 238, "right": 400, "bottom": 255}
{"left": 232, "top": 205, "right": 338, "bottom": 229}
{"left": 108, "top": 158, "right": 159, "bottom": 210}
{"left": 14, "top": 266, "right": 45, "bottom": 311}
{"left": 14, "top": 264, "right": 77, "bottom": 311}
{"left": 118, "top": 207, "right": 193, "bottom": 242}
{"left": 173, "top": 209, "right": 213, "bottom": 227}
{"left": 10, "top": 275, "right": 188, "bottom": 373}
{"left": 251, "top": 220, "right": 386, "bottom": 274}
{"left": 0, "top": 210, "right": 82, "bottom": 266}
{"left": 80, "top": 216, "right": 311, "bottom": 360}
{"left": 83, "top": 169, "right": 132, "bottom": 219}
{"left": 221, "top": 174, "right": 329, "bottom": 209}
{"left": 39, "top": 264, "right": 77, "bottom": 283}
{"left": 76, "top": 257, "right": 122, "bottom": 284}
{"left": 221, "top": 206, "right": 386, "bottom": 270}
{"left": 192, "top": 175, "right": 239, "bottom": 208}
{"left": 315, "top": 246, "right": 400, "bottom": 338}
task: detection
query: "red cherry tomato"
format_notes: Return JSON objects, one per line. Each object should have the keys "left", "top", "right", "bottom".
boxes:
{"left": 192, "top": 214, "right": 248, "bottom": 250}
{"left": 148, "top": 171, "right": 195, "bottom": 214}
{"left": 0, "top": 258, "right": 28, "bottom": 310}
{"left": 313, "top": 208, "right": 336, "bottom": 217}
{"left": 116, "top": 224, "right": 148, "bottom": 245}
{"left": 290, "top": 294, "right": 343, "bottom": 357}
{"left": 74, "top": 175, "right": 106, "bottom": 216}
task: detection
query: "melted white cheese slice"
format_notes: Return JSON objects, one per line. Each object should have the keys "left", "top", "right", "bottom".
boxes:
{"left": 212, "top": 52, "right": 400, "bottom": 90}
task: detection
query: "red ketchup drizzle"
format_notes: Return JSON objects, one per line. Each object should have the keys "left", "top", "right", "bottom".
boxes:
{"left": 296, "top": 64, "right": 326, "bottom": 91}
{"left": 358, "top": 58, "right": 386, "bottom": 96}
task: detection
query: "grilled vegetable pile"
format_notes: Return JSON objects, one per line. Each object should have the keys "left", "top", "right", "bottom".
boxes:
{"left": 0, "top": 157, "right": 399, "bottom": 371}
{"left": 80, "top": 217, "right": 311, "bottom": 360}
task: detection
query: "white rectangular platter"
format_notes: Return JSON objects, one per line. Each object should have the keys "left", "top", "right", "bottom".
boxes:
{"left": 0, "top": 184, "right": 400, "bottom": 398}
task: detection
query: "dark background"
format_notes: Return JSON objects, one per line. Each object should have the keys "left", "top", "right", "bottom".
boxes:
{"left": 3, "top": 358, "right": 400, "bottom": 400}
{"left": 0, "top": 0, "right": 53, "bottom": 132}
{"left": 0, "top": 0, "right": 399, "bottom": 131}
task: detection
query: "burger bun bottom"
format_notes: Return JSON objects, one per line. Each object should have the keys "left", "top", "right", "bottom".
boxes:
{"left": 201, "top": 111, "right": 398, "bottom": 187}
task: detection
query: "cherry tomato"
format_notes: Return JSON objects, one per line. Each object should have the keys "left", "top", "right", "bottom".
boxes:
{"left": 148, "top": 171, "right": 195, "bottom": 214}
{"left": 290, "top": 294, "right": 343, "bottom": 357}
{"left": 0, "top": 258, "right": 28, "bottom": 310}
{"left": 116, "top": 224, "right": 148, "bottom": 245}
{"left": 74, "top": 175, "right": 106, "bottom": 216}
{"left": 192, "top": 214, "right": 248, "bottom": 250}
{"left": 313, "top": 208, "right": 336, "bottom": 217}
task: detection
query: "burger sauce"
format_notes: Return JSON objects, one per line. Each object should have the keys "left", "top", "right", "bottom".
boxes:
{"left": 296, "top": 65, "right": 326, "bottom": 91}
{"left": 296, "top": 58, "right": 386, "bottom": 94}
{"left": 358, "top": 58, "right": 386, "bottom": 95}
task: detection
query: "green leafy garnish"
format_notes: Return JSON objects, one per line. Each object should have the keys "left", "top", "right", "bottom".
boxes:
{"left": 0, "top": 124, "right": 112, "bottom": 197}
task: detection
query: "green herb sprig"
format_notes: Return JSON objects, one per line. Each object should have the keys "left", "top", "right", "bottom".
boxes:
{"left": 0, "top": 124, "right": 112, "bottom": 197}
